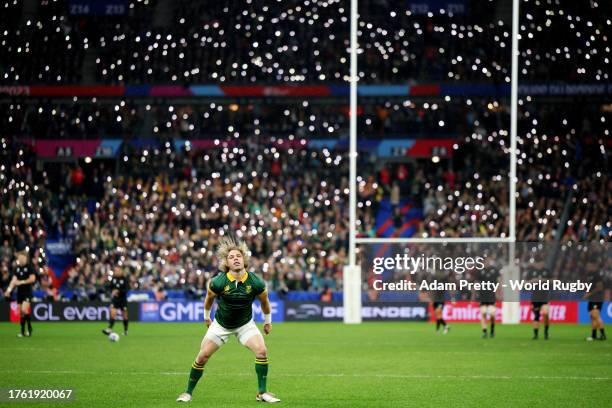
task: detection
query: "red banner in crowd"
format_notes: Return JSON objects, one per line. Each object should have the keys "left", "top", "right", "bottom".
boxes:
{"left": 410, "top": 84, "right": 441, "bottom": 96}
{"left": 406, "top": 139, "right": 455, "bottom": 158}
{"left": 33, "top": 140, "right": 101, "bottom": 158}
{"left": 29, "top": 86, "right": 124, "bottom": 96}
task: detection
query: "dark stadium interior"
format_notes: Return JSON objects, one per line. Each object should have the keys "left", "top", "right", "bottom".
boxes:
{"left": 0, "top": 2, "right": 610, "bottom": 406}
{"left": 0, "top": 0, "right": 610, "bottom": 304}
{"left": 1, "top": 0, "right": 609, "bottom": 84}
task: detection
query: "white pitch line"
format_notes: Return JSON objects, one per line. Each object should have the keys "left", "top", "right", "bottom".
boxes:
{"left": 2, "top": 370, "right": 609, "bottom": 381}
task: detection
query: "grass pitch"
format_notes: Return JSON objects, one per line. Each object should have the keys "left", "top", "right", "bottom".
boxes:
{"left": 0, "top": 322, "right": 610, "bottom": 407}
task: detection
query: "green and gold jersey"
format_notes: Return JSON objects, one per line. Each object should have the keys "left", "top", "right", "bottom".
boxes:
{"left": 209, "top": 271, "right": 267, "bottom": 329}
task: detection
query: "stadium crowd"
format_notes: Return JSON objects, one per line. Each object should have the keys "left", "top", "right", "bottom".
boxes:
{"left": 0, "top": 0, "right": 609, "bottom": 300}
{"left": 2, "top": 97, "right": 607, "bottom": 142}
{"left": 1, "top": 95, "right": 609, "bottom": 299}
{"left": 0, "top": 136, "right": 362, "bottom": 298}
{"left": 411, "top": 98, "right": 610, "bottom": 242}
{"left": 0, "top": 97, "right": 494, "bottom": 139}
{"left": 1, "top": 0, "right": 609, "bottom": 84}
{"left": 358, "top": 144, "right": 609, "bottom": 243}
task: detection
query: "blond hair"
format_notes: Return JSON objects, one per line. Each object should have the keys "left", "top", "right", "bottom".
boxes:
{"left": 216, "top": 236, "right": 250, "bottom": 272}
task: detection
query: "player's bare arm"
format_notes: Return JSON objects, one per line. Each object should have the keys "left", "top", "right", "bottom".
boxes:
{"left": 4, "top": 275, "right": 21, "bottom": 298}
{"left": 258, "top": 290, "right": 272, "bottom": 335}
{"left": 203, "top": 288, "right": 216, "bottom": 327}
{"left": 5, "top": 276, "right": 18, "bottom": 297}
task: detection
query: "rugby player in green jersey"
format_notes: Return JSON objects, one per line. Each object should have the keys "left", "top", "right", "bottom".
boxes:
{"left": 177, "top": 237, "right": 281, "bottom": 403}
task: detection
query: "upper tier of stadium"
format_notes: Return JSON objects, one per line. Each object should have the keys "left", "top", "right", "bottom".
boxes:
{"left": 0, "top": 0, "right": 609, "bottom": 85}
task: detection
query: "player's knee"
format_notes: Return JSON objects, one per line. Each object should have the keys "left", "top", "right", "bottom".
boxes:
{"left": 255, "top": 346, "right": 267, "bottom": 359}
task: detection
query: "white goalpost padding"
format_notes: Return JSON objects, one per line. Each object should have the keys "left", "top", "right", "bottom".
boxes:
{"left": 344, "top": 0, "right": 522, "bottom": 324}
{"left": 343, "top": 265, "right": 362, "bottom": 324}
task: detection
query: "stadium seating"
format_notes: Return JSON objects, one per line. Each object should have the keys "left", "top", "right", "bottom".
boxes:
{"left": 1, "top": 1, "right": 609, "bottom": 84}
{"left": 0, "top": 0, "right": 609, "bottom": 299}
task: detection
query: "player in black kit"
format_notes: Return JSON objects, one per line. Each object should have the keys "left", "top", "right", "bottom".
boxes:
{"left": 102, "top": 266, "right": 130, "bottom": 336}
{"left": 478, "top": 268, "right": 499, "bottom": 338}
{"left": 528, "top": 263, "right": 550, "bottom": 340}
{"left": 5, "top": 247, "right": 37, "bottom": 337}
{"left": 430, "top": 270, "right": 450, "bottom": 334}
{"left": 584, "top": 269, "right": 606, "bottom": 341}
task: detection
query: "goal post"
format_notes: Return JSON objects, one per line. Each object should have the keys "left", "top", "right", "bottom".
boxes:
{"left": 344, "top": 0, "right": 522, "bottom": 324}
{"left": 344, "top": 0, "right": 361, "bottom": 324}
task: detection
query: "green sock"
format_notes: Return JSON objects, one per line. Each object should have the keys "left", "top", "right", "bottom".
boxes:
{"left": 186, "top": 361, "right": 204, "bottom": 394}
{"left": 255, "top": 357, "right": 269, "bottom": 394}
